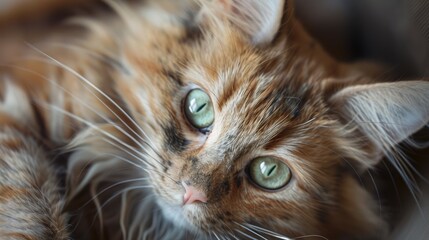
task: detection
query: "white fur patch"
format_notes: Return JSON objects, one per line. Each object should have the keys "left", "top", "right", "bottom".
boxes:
{"left": 0, "top": 78, "right": 35, "bottom": 126}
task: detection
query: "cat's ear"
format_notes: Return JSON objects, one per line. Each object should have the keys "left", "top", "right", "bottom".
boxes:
{"left": 330, "top": 81, "right": 429, "bottom": 165}
{"left": 199, "top": 0, "right": 288, "bottom": 45}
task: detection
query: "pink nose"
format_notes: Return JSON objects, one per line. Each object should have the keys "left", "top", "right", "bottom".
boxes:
{"left": 182, "top": 182, "right": 208, "bottom": 205}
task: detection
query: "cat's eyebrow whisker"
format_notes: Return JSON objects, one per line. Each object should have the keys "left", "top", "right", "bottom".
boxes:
{"left": 26, "top": 44, "right": 160, "bottom": 157}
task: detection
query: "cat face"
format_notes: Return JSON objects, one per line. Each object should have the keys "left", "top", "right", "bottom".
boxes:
{"left": 141, "top": 41, "right": 343, "bottom": 236}
{"left": 111, "top": 0, "right": 429, "bottom": 238}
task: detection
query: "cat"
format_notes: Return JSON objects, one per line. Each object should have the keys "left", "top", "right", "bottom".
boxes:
{"left": 0, "top": 0, "right": 428, "bottom": 239}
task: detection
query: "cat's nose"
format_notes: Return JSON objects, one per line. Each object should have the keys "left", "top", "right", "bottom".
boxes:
{"left": 182, "top": 181, "right": 208, "bottom": 205}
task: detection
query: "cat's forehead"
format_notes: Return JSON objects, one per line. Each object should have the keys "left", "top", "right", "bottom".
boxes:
{"left": 183, "top": 72, "right": 325, "bottom": 163}
{"left": 185, "top": 45, "right": 321, "bottom": 123}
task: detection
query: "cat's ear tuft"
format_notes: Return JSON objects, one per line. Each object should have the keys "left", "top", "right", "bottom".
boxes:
{"left": 199, "top": 0, "right": 287, "bottom": 45}
{"left": 330, "top": 81, "right": 429, "bottom": 164}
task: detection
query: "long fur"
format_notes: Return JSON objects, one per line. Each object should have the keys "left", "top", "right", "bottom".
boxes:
{"left": 0, "top": 0, "right": 428, "bottom": 239}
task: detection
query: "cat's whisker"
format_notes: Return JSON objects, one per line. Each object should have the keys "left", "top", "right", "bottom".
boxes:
{"left": 236, "top": 222, "right": 268, "bottom": 240}
{"left": 242, "top": 223, "right": 290, "bottom": 240}
{"left": 386, "top": 152, "right": 426, "bottom": 218}
{"left": 222, "top": 234, "right": 231, "bottom": 240}
{"left": 212, "top": 231, "right": 222, "bottom": 240}
{"left": 389, "top": 156, "right": 419, "bottom": 193}
{"left": 0, "top": 61, "right": 167, "bottom": 171}
{"left": 109, "top": 148, "right": 180, "bottom": 184}
{"left": 366, "top": 170, "right": 383, "bottom": 217}
{"left": 39, "top": 101, "right": 166, "bottom": 173}
{"left": 341, "top": 158, "right": 365, "bottom": 184}
{"left": 120, "top": 191, "right": 128, "bottom": 240}
{"left": 234, "top": 229, "right": 258, "bottom": 240}
{"left": 223, "top": 224, "right": 240, "bottom": 240}
{"left": 293, "top": 235, "right": 329, "bottom": 240}
{"left": 292, "top": 134, "right": 420, "bottom": 204}
{"left": 104, "top": 150, "right": 179, "bottom": 185}
{"left": 382, "top": 160, "right": 402, "bottom": 202}
{"left": 100, "top": 137, "right": 168, "bottom": 177}
{"left": 26, "top": 43, "right": 160, "bottom": 158}
{"left": 46, "top": 77, "right": 159, "bottom": 161}
{"left": 37, "top": 102, "right": 179, "bottom": 202}
{"left": 244, "top": 223, "right": 329, "bottom": 240}
{"left": 396, "top": 149, "right": 428, "bottom": 185}
{"left": 227, "top": 232, "right": 240, "bottom": 240}
{"left": 37, "top": 41, "right": 126, "bottom": 72}
{"left": 92, "top": 185, "right": 153, "bottom": 222}
{"left": 77, "top": 177, "right": 148, "bottom": 210}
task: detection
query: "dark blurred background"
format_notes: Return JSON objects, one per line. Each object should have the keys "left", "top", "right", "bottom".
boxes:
{"left": 296, "top": 0, "right": 429, "bottom": 78}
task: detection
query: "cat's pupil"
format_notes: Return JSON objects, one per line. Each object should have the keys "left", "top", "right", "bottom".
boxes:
{"left": 266, "top": 165, "right": 277, "bottom": 177}
{"left": 196, "top": 103, "right": 206, "bottom": 113}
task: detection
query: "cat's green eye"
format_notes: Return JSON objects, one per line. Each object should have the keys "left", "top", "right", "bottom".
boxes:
{"left": 184, "top": 89, "right": 214, "bottom": 129}
{"left": 247, "top": 157, "right": 291, "bottom": 190}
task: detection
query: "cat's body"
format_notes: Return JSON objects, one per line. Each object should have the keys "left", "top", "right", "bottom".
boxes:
{"left": 0, "top": 0, "right": 428, "bottom": 239}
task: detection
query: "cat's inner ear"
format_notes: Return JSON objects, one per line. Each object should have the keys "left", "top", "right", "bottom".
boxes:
{"left": 330, "top": 81, "right": 429, "bottom": 165}
{"left": 201, "top": 0, "right": 286, "bottom": 45}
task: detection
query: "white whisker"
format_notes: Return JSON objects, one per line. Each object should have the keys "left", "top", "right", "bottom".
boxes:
{"left": 0, "top": 62, "right": 167, "bottom": 169}
{"left": 38, "top": 102, "right": 167, "bottom": 174}
{"left": 99, "top": 185, "right": 153, "bottom": 213}
{"left": 78, "top": 177, "right": 148, "bottom": 210}
{"left": 237, "top": 222, "right": 268, "bottom": 240}
{"left": 102, "top": 149, "right": 179, "bottom": 184}
{"left": 26, "top": 43, "right": 159, "bottom": 156}
{"left": 235, "top": 229, "right": 257, "bottom": 240}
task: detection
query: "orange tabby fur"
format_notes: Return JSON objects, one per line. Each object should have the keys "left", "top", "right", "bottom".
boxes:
{"left": 0, "top": 0, "right": 428, "bottom": 239}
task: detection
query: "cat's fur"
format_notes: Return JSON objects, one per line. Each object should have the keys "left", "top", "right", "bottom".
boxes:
{"left": 0, "top": 0, "right": 428, "bottom": 239}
